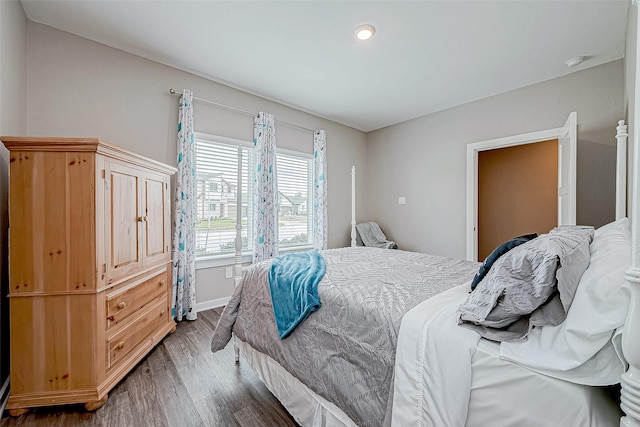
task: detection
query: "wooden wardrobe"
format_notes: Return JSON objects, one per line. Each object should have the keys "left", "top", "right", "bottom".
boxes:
{"left": 1, "top": 137, "right": 177, "bottom": 414}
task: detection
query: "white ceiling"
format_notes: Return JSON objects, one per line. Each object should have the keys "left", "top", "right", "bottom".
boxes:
{"left": 21, "top": 0, "right": 630, "bottom": 132}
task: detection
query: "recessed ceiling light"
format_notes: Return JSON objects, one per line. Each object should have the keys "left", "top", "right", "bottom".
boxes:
{"left": 355, "top": 24, "right": 375, "bottom": 41}
{"left": 565, "top": 56, "right": 585, "bottom": 68}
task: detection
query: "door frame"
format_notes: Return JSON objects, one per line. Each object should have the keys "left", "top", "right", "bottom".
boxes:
{"left": 465, "top": 112, "right": 577, "bottom": 261}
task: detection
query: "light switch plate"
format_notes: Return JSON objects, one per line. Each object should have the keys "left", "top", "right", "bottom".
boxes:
{"left": 398, "top": 196, "right": 406, "bottom": 205}
{"left": 225, "top": 266, "right": 233, "bottom": 279}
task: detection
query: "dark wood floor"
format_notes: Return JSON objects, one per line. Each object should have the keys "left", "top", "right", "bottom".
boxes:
{"left": 0, "top": 308, "right": 299, "bottom": 427}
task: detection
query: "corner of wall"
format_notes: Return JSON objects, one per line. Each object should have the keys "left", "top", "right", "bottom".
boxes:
{"left": 625, "top": 3, "right": 637, "bottom": 219}
{"left": 0, "top": 0, "right": 28, "bottom": 397}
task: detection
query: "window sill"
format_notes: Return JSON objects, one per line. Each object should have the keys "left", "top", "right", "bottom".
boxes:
{"left": 195, "top": 245, "right": 314, "bottom": 270}
{"left": 196, "top": 253, "right": 252, "bottom": 270}
{"left": 279, "top": 244, "right": 314, "bottom": 253}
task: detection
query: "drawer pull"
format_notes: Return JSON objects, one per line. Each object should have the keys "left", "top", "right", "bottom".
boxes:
{"left": 159, "top": 280, "right": 165, "bottom": 287}
{"left": 107, "top": 315, "right": 115, "bottom": 321}
{"left": 117, "top": 301, "right": 126, "bottom": 310}
{"left": 115, "top": 342, "right": 125, "bottom": 351}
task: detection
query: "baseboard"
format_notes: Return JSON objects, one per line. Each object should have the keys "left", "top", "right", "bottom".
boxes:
{"left": 0, "top": 376, "right": 10, "bottom": 415}
{"left": 196, "top": 296, "right": 231, "bottom": 313}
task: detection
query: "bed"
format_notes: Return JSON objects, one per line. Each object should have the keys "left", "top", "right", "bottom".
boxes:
{"left": 211, "top": 22, "right": 640, "bottom": 427}
{"left": 212, "top": 247, "right": 481, "bottom": 426}
{"left": 211, "top": 221, "right": 627, "bottom": 426}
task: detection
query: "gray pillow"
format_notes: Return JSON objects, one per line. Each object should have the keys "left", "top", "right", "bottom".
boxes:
{"left": 457, "top": 225, "right": 594, "bottom": 341}
{"left": 470, "top": 233, "right": 538, "bottom": 291}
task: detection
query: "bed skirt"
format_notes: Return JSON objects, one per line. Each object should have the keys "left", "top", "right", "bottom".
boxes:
{"left": 236, "top": 337, "right": 357, "bottom": 427}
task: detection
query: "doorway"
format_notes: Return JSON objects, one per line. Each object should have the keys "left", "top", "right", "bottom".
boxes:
{"left": 466, "top": 112, "right": 577, "bottom": 261}
{"left": 477, "top": 140, "right": 558, "bottom": 260}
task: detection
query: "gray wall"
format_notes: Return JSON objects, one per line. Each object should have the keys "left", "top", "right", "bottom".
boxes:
{"left": 25, "top": 22, "right": 368, "bottom": 305}
{"left": 0, "top": 0, "right": 28, "bottom": 396}
{"left": 366, "top": 60, "right": 624, "bottom": 260}
{"left": 625, "top": 4, "right": 637, "bottom": 216}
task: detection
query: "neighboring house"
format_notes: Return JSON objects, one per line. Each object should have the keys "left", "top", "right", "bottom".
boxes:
{"left": 196, "top": 172, "right": 238, "bottom": 220}
{"left": 279, "top": 191, "right": 307, "bottom": 217}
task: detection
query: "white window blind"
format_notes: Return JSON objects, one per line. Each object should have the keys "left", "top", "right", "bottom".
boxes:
{"left": 195, "top": 138, "right": 252, "bottom": 257}
{"left": 195, "top": 135, "right": 314, "bottom": 259}
{"left": 276, "top": 152, "right": 314, "bottom": 248}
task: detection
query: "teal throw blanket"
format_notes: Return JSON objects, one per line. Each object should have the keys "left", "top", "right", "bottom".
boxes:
{"left": 268, "top": 250, "right": 325, "bottom": 339}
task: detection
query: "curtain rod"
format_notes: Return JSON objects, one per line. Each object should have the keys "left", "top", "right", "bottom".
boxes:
{"left": 169, "top": 88, "right": 315, "bottom": 134}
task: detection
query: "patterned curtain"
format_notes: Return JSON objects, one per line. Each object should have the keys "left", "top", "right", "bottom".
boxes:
{"left": 253, "top": 112, "right": 279, "bottom": 262}
{"left": 171, "top": 89, "right": 197, "bottom": 321}
{"left": 313, "top": 130, "right": 328, "bottom": 250}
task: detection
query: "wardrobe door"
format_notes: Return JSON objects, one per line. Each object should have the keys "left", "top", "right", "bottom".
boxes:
{"left": 142, "top": 171, "right": 171, "bottom": 266}
{"left": 104, "top": 161, "right": 143, "bottom": 283}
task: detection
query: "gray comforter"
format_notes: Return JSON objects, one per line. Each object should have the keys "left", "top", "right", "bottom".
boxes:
{"left": 211, "top": 247, "right": 479, "bottom": 427}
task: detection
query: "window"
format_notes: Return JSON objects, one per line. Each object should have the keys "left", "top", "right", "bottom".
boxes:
{"left": 195, "top": 136, "right": 252, "bottom": 258}
{"left": 195, "top": 134, "right": 314, "bottom": 259}
{"left": 277, "top": 151, "right": 313, "bottom": 248}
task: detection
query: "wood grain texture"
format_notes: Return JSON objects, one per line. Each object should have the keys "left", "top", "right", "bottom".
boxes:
{"left": 105, "top": 162, "right": 142, "bottom": 282}
{"left": 106, "top": 269, "right": 167, "bottom": 330}
{"left": 0, "top": 308, "right": 299, "bottom": 426}
{"left": 5, "top": 138, "right": 176, "bottom": 413}
{"left": 83, "top": 396, "right": 108, "bottom": 412}
{"left": 143, "top": 174, "right": 167, "bottom": 261}
{"left": 9, "top": 295, "right": 98, "bottom": 396}
{"left": 0, "top": 137, "right": 177, "bottom": 176}
{"left": 9, "top": 151, "right": 96, "bottom": 294}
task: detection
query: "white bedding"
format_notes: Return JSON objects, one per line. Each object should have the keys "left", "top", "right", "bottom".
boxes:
{"left": 392, "top": 284, "right": 622, "bottom": 427}
{"left": 392, "top": 284, "right": 480, "bottom": 426}
{"left": 468, "top": 340, "right": 621, "bottom": 427}
{"left": 499, "top": 217, "right": 631, "bottom": 385}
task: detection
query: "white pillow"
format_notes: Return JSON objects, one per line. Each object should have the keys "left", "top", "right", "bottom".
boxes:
{"left": 499, "top": 217, "right": 631, "bottom": 385}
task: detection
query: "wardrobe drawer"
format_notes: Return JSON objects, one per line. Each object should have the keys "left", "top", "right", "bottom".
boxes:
{"left": 107, "top": 296, "right": 167, "bottom": 370}
{"left": 106, "top": 269, "right": 167, "bottom": 329}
